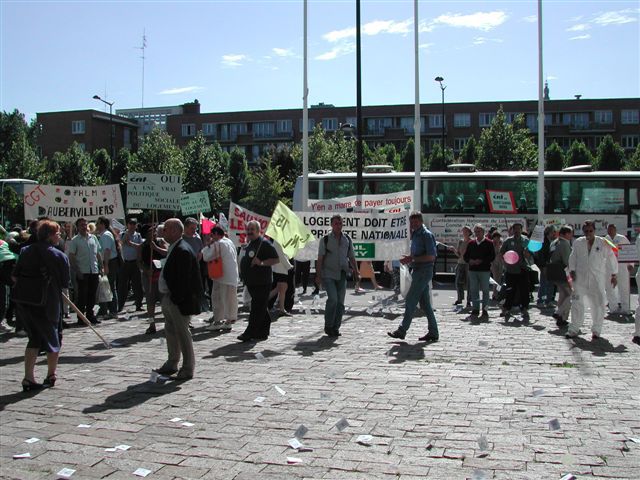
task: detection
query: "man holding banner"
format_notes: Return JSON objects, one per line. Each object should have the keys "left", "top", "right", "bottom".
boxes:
{"left": 388, "top": 212, "right": 439, "bottom": 342}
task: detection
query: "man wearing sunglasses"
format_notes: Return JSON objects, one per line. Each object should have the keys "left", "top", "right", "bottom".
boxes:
{"left": 566, "top": 220, "right": 617, "bottom": 341}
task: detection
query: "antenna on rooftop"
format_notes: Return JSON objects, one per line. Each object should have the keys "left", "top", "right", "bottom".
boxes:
{"left": 136, "top": 29, "right": 147, "bottom": 108}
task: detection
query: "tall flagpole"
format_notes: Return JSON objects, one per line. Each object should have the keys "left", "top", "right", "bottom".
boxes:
{"left": 302, "top": 0, "right": 309, "bottom": 212}
{"left": 413, "top": 0, "right": 421, "bottom": 210}
{"left": 536, "top": 0, "right": 545, "bottom": 223}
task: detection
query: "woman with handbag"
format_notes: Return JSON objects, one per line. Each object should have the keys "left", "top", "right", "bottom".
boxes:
{"left": 12, "top": 220, "right": 70, "bottom": 392}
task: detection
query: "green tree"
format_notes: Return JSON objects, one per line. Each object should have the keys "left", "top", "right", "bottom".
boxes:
{"left": 241, "top": 158, "right": 288, "bottom": 215}
{"left": 92, "top": 148, "right": 111, "bottom": 182}
{"left": 427, "top": 144, "right": 454, "bottom": 171}
{"left": 594, "top": 135, "right": 625, "bottom": 171}
{"left": 623, "top": 144, "right": 640, "bottom": 171}
{"left": 182, "top": 134, "right": 231, "bottom": 215}
{"left": 306, "top": 125, "right": 355, "bottom": 173}
{"left": 129, "top": 129, "right": 184, "bottom": 176}
{"left": 47, "top": 143, "right": 100, "bottom": 186}
{"left": 565, "top": 140, "right": 593, "bottom": 168}
{"left": 545, "top": 141, "right": 565, "bottom": 171}
{"left": 459, "top": 136, "right": 478, "bottom": 165}
{"left": 229, "top": 147, "right": 249, "bottom": 203}
{"left": 373, "top": 143, "right": 399, "bottom": 170}
{"left": 0, "top": 110, "right": 43, "bottom": 180}
{"left": 477, "top": 108, "right": 536, "bottom": 170}
{"left": 399, "top": 138, "right": 427, "bottom": 172}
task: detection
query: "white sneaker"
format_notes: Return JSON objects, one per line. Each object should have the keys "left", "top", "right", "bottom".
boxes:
{"left": 220, "top": 321, "right": 232, "bottom": 331}
{"left": 207, "top": 321, "right": 225, "bottom": 331}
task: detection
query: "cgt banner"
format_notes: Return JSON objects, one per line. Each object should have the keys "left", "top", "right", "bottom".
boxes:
{"left": 181, "top": 191, "right": 211, "bottom": 215}
{"left": 228, "top": 202, "right": 270, "bottom": 246}
{"left": 24, "top": 184, "right": 125, "bottom": 222}
{"left": 308, "top": 190, "right": 414, "bottom": 214}
{"left": 294, "top": 211, "right": 410, "bottom": 261}
{"left": 127, "top": 173, "right": 182, "bottom": 211}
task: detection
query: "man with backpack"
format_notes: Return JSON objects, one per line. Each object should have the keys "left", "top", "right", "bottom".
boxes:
{"left": 316, "top": 214, "right": 359, "bottom": 338}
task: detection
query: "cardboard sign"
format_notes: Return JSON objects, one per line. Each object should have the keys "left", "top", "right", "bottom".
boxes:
{"left": 486, "top": 190, "right": 516, "bottom": 214}
{"left": 423, "top": 215, "right": 526, "bottom": 245}
{"left": 127, "top": 173, "right": 182, "bottom": 211}
{"left": 308, "top": 190, "right": 414, "bottom": 214}
{"left": 617, "top": 243, "right": 639, "bottom": 264}
{"left": 23, "top": 184, "right": 125, "bottom": 221}
{"left": 228, "top": 202, "right": 270, "bottom": 246}
{"left": 180, "top": 191, "right": 211, "bottom": 215}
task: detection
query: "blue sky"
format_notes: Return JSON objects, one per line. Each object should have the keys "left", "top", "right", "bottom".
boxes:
{"left": 1, "top": 1, "right": 638, "bottom": 120}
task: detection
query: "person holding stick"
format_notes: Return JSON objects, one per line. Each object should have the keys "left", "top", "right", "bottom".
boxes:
{"left": 12, "top": 220, "right": 70, "bottom": 391}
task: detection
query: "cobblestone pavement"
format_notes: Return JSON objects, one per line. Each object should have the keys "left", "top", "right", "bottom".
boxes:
{"left": 1, "top": 285, "right": 639, "bottom": 480}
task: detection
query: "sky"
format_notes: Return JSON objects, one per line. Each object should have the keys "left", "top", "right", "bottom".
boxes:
{"left": 1, "top": 1, "right": 639, "bottom": 120}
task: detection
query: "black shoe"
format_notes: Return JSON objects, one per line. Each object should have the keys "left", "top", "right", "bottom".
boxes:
{"left": 154, "top": 366, "right": 178, "bottom": 376}
{"left": 418, "top": 334, "right": 439, "bottom": 342}
{"left": 387, "top": 329, "right": 406, "bottom": 340}
{"left": 43, "top": 374, "right": 57, "bottom": 388}
{"left": 136, "top": 306, "right": 145, "bottom": 312}
{"left": 22, "top": 378, "right": 44, "bottom": 392}
{"left": 312, "top": 287, "right": 319, "bottom": 295}
{"left": 454, "top": 300, "right": 462, "bottom": 306}
{"left": 62, "top": 320, "right": 73, "bottom": 329}
{"left": 145, "top": 324, "right": 157, "bottom": 335}
{"left": 254, "top": 336, "right": 269, "bottom": 341}
{"left": 471, "top": 309, "right": 480, "bottom": 316}
{"left": 302, "top": 288, "right": 307, "bottom": 295}
{"left": 90, "top": 318, "right": 101, "bottom": 325}
{"left": 237, "top": 334, "right": 252, "bottom": 342}
{"left": 632, "top": 336, "right": 640, "bottom": 345}
{"left": 332, "top": 330, "right": 341, "bottom": 337}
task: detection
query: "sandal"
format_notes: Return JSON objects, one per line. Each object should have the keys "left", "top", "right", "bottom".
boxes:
{"left": 43, "top": 374, "right": 57, "bottom": 388}
{"left": 22, "top": 378, "right": 44, "bottom": 392}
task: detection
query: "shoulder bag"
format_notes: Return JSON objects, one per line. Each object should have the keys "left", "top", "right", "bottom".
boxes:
{"left": 208, "top": 243, "right": 224, "bottom": 279}
{"left": 11, "top": 247, "right": 51, "bottom": 307}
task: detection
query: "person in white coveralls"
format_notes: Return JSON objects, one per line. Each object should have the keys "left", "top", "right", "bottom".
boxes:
{"left": 604, "top": 224, "right": 633, "bottom": 315}
{"left": 566, "top": 220, "right": 617, "bottom": 340}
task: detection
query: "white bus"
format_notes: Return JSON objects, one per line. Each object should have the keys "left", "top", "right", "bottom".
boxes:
{"left": 293, "top": 167, "right": 640, "bottom": 273}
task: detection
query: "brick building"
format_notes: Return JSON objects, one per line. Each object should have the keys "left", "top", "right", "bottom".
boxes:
{"left": 36, "top": 109, "right": 139, "bottom": 159}
{"left": 165, "top": 97, "right": 640, "bottom": 163}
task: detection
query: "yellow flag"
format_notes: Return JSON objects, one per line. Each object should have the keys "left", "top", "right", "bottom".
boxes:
{"left": 265, "top": 201, "right": 314, "bottom": 258}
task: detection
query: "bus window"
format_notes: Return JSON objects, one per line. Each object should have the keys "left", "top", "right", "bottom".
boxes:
{"left": 426, "top": 180, "right": 487, "bottom": 213}
{"left": 322, "top": 180, "right": 356, "bottom": 199}
{"left": 373, "top": 180, "right": 415, "bottom": 194}
{"left": 489, "top": 180, "right": 538, "bottom": 213}
{"left": 309, "top": 180, "right": 319, "bottom": 200}
{"left": 551, "top": 180, "right": 625, "bottom": 213}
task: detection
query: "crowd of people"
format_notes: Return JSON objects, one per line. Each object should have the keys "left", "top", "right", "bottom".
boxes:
{"left": 1, "top": 212, "right": 639, "bottom": 390}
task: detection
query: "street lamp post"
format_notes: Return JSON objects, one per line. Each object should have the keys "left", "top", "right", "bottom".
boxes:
{"left": 434, "top": 76, "right": 446, "bottom": 164}
{"left": 92, "top": 95, "right": 114, "bottom": 181}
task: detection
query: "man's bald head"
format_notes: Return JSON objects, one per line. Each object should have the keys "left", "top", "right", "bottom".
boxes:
{"left": 163, "top": 218, "right": 184, "bottom": 244}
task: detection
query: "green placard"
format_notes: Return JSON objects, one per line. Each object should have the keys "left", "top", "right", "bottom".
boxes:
{"left": 353, "top": 242, "right": 375, "bottom": 259}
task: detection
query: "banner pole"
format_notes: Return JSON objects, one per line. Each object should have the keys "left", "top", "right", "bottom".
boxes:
{"left": 62, "top": 293, "right": 111, "bottom": 349}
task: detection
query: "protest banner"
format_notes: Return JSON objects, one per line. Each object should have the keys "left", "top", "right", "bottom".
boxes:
{"left": 308, "top": 190, "right": 414, "bottom": 214}
{"left": 180, "top": 191, "right": 211, "bottom": 215}
{"left": 24, "top": 184, "right": 125, "bottom": 222}
{"left": 617, "top": 244, "right": 639, "bottom": 264}
{"left": 126, "top": 173, "right": 182, "bottom": 211}
{"left": 228, "top": 202, "right": 270, "bottom": 246}
{"left": 265, "top": 201, "right": 314, "bottom": 258}
{"left": 294, "top": 211, "right": 410, "bottom": 261}
{"left": 422, "top": 215, "right": 526, "bottom": 245}
{"left": 486, "top": 190, "right": 516, "bottom": 213}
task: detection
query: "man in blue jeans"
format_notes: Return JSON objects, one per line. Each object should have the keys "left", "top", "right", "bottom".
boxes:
{"left": 316, "top": 214, "right": 359, "bottom": 337}
{"left": 388, "top": 211, "right": 439, "bottom": 342}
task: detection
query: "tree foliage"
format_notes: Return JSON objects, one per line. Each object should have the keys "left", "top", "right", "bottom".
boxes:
{"left": 623, "top": 144, "right": 640, "bottom": 172}
{"left": 565, "top": 140, "right": 593, "bottom": 168}
{"left": 545, "top": 141, "right": 565, "bottom": 171}
{"left": 476, "top": 109, "right": 536, "bottom": 171}
{"left": 46, "top": 143, "right": 101, "bottom": 186}
{"left": 399, "top": 138, "right": 427, "bottom": 172}
{"left": 594, "top": 135, "right": 625, "bottom": 171}
{"left": 427, "top": 144, "right": 454, "bottom": 171}
{"left": 0, "top": 110, "right": 43, "bottom": 180}
{"left": 305, "top": 125, "right": 355, "bottom": 173}
{"left": 129, "top": 129, "right": 184, "bottom": 176}
{"left": 241, "top": 158, "right": 289, "bottom": 215}
{"left": 229, "top": 147, "right": 250, "bottom": 203}
{"left": 459, "top": 136, "right": 478, "bottom": 165}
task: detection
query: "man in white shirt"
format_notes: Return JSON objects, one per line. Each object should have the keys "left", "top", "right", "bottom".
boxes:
{"left": 202, "top": 226, "right": 239, "bottom": 331}
{"left": 605, "top": 224, "right": 633, "bottom": 315}
{"left": 566, "top": 220, "right": 618, "bottom": 340}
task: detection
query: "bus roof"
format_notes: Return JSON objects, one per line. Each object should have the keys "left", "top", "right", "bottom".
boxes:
{"left": 301, "top": 170, "right": 640, "bottom": 180}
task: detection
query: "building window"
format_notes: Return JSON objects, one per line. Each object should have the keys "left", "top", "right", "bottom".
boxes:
{"left": 366, "top": 117, "right": 392, "bottom": 135}
{"left": 453, "top": 137, "right": 469, "bottom": 152}
{"left": 621, "top": 135, "right": 640, "bottom": 150}
{"left": 345, "top": 117, "right": 357, "bottom": 128}
{"left": 479, "top": 113, "right": 496, "bottom": 127}
{"left": 252, "top": 145, "right": 261, "bottom": 160}
{"left": 181, "top": 124, "right": 196, "bottom": 137}
{"left": 322, "top": 118, "right": 338, "bottom": 131}
{"left": 229, "top": 123, "right": 247, "bottom": 140}
{"left": 71, "top": 120, "right": 85, "bottom": 134}
{"left": 428, "top": 114, "right": 443, "bottom": 129}
{"left": 594, "top": 110, "right": 612, "bottom": 124}
{"left": 454, "top": 113, "right": 471, "bottom": 128}
{"left": 220, "top": 124, "right": 229, "bottom": 141}
{"left": 505, "top": 112, "right": 521, "bottom": 124}
{"left": 621, "top": 109, "right": 639, "bottom": 125}
{"left": 526, "top": 113, "right": 552, "bottom": 132}
{"left": 277, "top": 119, "right": 292, "bottom": 134}
{"left": 400, "top": 116, "right": 425, "bottom": 134}
{"left": 202, "top": 123, "right": 216, "bottom": 137}
{"left": 562, "top": 113, "right": 589, "bottom": 129}
{"left": 253, "top": 122, "right": 276, "bottom": 138}
{"left": 124, "top": 129, "right": 131, "bottom": 149}
{"left": 298, "top": 118, "right": 316, "bottom": 132}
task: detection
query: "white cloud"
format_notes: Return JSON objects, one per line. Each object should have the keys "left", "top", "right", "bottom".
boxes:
{"left": 567, "top": 23, "right": 590, "bottom": 31}
{"left": 272, "top": 47, "right": 294, "bottom": 57}
{"left": 221, "top": 54, "right": 247, "bottom": 67}
{"left": 430, "top": 11, "right": 508, "bottom": 31}
{"left": 522, "top": 15, "right": 537, "bottom": 23}
{"left": 323, "top": 19, "right": 411, "bottom": 42}
{"left": 592, "top": 9, "right": 637, "bottom": 26}
{"left": 546, "top": 75, "right": 558, "bottom": 80}
{"left": 315, "top": 42, "right": 356, "bottom": 61}
{"left": 419, "top": 42, "right": 434, "bottom": 50}
{"left": 472, "top": 36, "right": 503, "bottom": 45}
{"left": 570, "top": 34, "right": 591, "bottom": 41}
{"left": 159, "top": 86, "right": 204, "bottom": 95}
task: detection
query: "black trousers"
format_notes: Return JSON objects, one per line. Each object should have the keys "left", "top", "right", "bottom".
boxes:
{"left": 504, "top": 271, "right": 530, "bottom": 310}
{"left": 295, "top": 260, "right": 310, "bottom": 290}
{"left": 244, "top": 284, "right": 271, "bottom": 339}
{"left": 76, "top": 273, "right": 99, "bottom": 322}
{"left": 118, "top": 260, "right": 143, "bottom": 310}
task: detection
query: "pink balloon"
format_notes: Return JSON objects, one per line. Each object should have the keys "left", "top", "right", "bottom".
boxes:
{"left": 503, "top": 250, "right": 520, "bottom": 265}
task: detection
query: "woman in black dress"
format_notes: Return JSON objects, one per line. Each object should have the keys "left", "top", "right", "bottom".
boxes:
{"left": 13, "top": 220, "right": 70, "bottom": 391}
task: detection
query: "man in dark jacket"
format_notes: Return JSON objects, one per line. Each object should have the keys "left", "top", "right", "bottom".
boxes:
{"left": 154, "top": 218, "right": 203, "bottom": 380}
{"left": 464, "top": 224, "right": 495, "bottom": 317}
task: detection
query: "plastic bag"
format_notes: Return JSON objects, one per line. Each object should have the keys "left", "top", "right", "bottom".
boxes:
{"left": 97, "top": 275, "right": 113, "bottom": 303}
{"left": 399, "top": 264, "right": 412, "bottom": 298}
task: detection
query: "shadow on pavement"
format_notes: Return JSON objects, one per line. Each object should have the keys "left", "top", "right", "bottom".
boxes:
{"left": 83, "top": 381, "right": 182, "bottom": 413}
{"left": 386, "top": 341, "right": 426, "bottom": 364}
{"left": 568, "top": 336, "right": 628, "bottom": 357}
{"left": 52, "top": 355, "right": 115, "bottom": 365}
{"left": 0, "top": 355, "right": 23, "bottom": 367}
{"left": 204, "top": 341, "right": 282, "bottom": 363}
{"left": 85, "top": 331, "right": 161, "bottom": 350}
{"left": 0, "top": 388, "right": 45, "bottom": 412}
{"left": 293, "top": 335, "right": 338, "bottom": 357}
